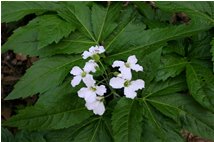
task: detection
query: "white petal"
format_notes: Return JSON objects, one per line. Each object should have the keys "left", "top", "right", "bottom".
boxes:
{"left": 119, "top": 67, "right": 132, "bottom": 80}
{"left": 98, "top": 46, "right": 105, "bottom": 54}
{"left": 82, "top": 51, "right": 92, "bottom": 59}
{"left": 83, "top": 74, "right": 96, "bottom": 87}
{"left": 124, "top": 86, "right": 137, "bottom": 99}
{"left": 89, "top": 46, "right": 96, "bottom": 53}
{"left": 77, "top": 87, "right": 89, "bottom": 98}
{"left": 70, "top": 66, "right": 82, "bottom": 75}
{"left": 95, "top": 85, "right": 106, "bottom": 96}
{"left": 127, "top": 55, "right": 137, "bottom": 65}
{"left": 84, "top": 91, "right": 97, "bottom": 103}
{"left": 109, "top": 77, "right": 125, "bottom": 89}
{"left": 85, "top": 99, "right": 98, "bottom": 110}
{"left": 131, "top": 64, "right": 143, "bottom": 72}
{"left": 83, "top": 60, "right": 98, "bottom": 73}
{"left": 85, "top": 102, "right": 95, "bottom": 110}
{"left": 112, "top": 60, "right": 125, "bottom": 68}
{"left": 129, "top": 79, "right": 145, "bottom": 91}
{"left": 71, "top": 75, "right": 82, "bottom": 87}
{"left": 93, "top": 101, "right": 105, "bottom": 115}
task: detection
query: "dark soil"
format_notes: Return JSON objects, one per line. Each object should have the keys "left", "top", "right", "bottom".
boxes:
{"left": 1, "top": 50, "right": 38, "bottom": 121}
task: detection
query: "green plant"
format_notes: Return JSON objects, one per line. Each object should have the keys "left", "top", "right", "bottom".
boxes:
{"left": 2, "top": 1, "right": 214, "bottom": 141}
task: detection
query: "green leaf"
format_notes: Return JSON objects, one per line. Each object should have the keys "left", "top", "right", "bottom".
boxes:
{"left": 45, "top": 117, "right": 113, "bottom": 142}
{"left": 189, "top": 32, "right": 212, "bottom": 59}
{"left": 4, "top": 82, "right": 92, "bottom": 130}
{"left": 107, "top": 21, "right": 211, "bottom": 60}
{"left": 58, "top": 2, "right": 97, "bottom": 42}
{"left": 15, "top": 131, "right": 46, "bottom": 142}
{"left": 106, "top": 15, "right": 146, "bottom": 54}
{"left": 91, "top": 3, "right": 121, "bottom": 43}
{"left": 2, "top": 30, "right": 95, "bottom": 57}
{"left": 156, "top": 54, "right": 187, "bottom": 81}
{"left": 5, "top": 55, "right": 82, "bottom": 100}
{"left": 141, "top": 100, "right": 184, "bottom": 141}
{"left": 36, "top": 15, "right": 76, "bottom": 49}
{"left": 74, "top": 117, "right": 113, "bottom": 142}
{"left": 134, "top": 2, "right": 170, "bottom": 29}
{"left": 140, "top": 119, "right": 162, "bottom": 142}
{"left": 1, "top": 127, "right": 15, "bottom": 142}
{"left": 44, "top": 124, "right": 79, "bottom": 142}
{"left": 148, "top": 93, "right": 214, "bottom": 140}
{"left": 2, "top": 15, "right": 75, "bottom": 53}
{"left": 112, "top": 98, "right": 143, "bottom": 142}
{"left": 38, "top": 32, "right": 96, "bottom": 57}
{"left": 162, "top": 40, "right": 186, "bottom": 56}
{"left": 143, "top": 76, "right": 187, "bottom": 98}
{"left": 104, "top": 6, "right": 140, "bottom": 51}
{"left": 186, "top": 63, "right": 214, "bottom": 112}
{"left": 140, "top": 48, "right": 162, "bottom": 83}
{"left": 211, "top": 38, "right": 214, "bottom": 72}
{"left": 2, "top": 1, "right": 59, "bottom": 23}
{"left": 156, "top": 1, "right": 214, "bottom": 24}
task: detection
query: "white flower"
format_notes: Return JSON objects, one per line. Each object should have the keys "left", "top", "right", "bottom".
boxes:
{"left": 85, "top": 96, "right": 105, "bottom": 115}
{"left": 112, "top": 55, "right": 143, "bottom": 80}
{"left": 78, "top": 83, "right": 106, "bottom": 115}
{"left": 77, "top": 84, "right": 106, "bottom": 103}
{"left": 82, "top": 45, "right": 105, "bottom": 59}
{"left": 70, "top": 60, "right": 98, "bottom": 87}
{"left": 109, "top": 77, "right": 145, "bottom": 99}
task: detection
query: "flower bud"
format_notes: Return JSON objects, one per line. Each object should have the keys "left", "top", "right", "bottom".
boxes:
{"left": 113, "top": 71, "right": 120, "bottom": 76}
{"left": 92, "top": 54, "right": 100, "bottom": 62}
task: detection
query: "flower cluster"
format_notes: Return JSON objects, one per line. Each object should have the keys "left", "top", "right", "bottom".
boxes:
{"left": 110, "top": 55, "right": 145, "bottom": 99}
{"left": 70, "top": 45, "right": 145, "bottom": 115}
{"left": 70, "top": 45, "right": 106, "bottom": 115}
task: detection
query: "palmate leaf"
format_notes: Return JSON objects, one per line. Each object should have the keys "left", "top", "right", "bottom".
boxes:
{"left": 186, "top": 63, "right": 214, "bottom": 112}
{"left": 58, "top": 2, "right": 122, "bottom": 44}
{"left": 112, "top": 98, "right": 143, "bottom": 142}
{"left": 3, "top": 82, "right": 92, "bottom": 130}
{"left": 156, "top": 1, "right": 214, "bottom": 24}
{"left": 5, "top": 55, "right": 82, "bottom": 100}
{"left": 1, "top": 1, "right": 59, "bottom": 23}
{"left": 148, "top": 93, "right": 214, "bottom": 140}
{"left": 2, "top": 14, "right": 75, "bottom": 53}
{"left": 156, "top": 54, "right": 187, "bottom": 81}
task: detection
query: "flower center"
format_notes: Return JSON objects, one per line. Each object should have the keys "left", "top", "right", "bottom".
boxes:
{"left": 124, "top": 80, "right": 131, "bottom": 87}
{"left": 125, "top": 62, "right": 130, "bottom": 68}
{"left": 96, "top": 96, "right": 104, "bottom": 102}
{"left": 95, "top": 49, "right": 100, "bottom": 52}
{"left": 90, "top": 87, "right": 97, "bottom": 92}
{"left": 81, "top": 71, "right": 87, "bottom": 77}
